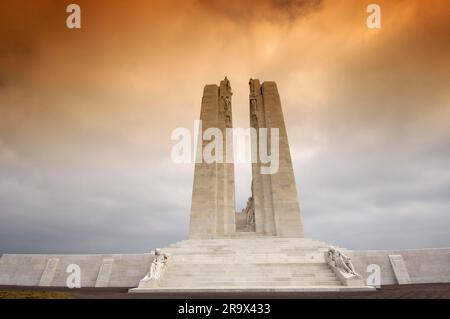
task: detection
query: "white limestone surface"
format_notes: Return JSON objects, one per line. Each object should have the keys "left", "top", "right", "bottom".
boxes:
{"left": 0, "top": 253, "right": 153, "bottom": 287}
{"left": 350, "top": 248, "right": 450, "bottom": 285}
{"left": 1, "top": 246, "right": 449, "bottom": 288}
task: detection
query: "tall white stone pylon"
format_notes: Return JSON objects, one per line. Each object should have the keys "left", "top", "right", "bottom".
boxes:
{"left": 189, "top": 77, "right": 236, "bottom": 238}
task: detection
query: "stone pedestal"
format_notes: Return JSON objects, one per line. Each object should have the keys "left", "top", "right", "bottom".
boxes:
{"left": 129, "top": 238, "right": 373, "bottom": 292}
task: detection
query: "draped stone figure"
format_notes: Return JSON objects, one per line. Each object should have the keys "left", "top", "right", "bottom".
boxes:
{"left": 326, "top": 247, "right": 360, "bottom": 278}
{"left": 138, "top": 249, "right": 170, "bottom": 287}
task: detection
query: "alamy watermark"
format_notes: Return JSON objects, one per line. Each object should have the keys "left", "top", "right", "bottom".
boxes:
{"left": 171, "top": 121, "right": 279, "bottom": 174}
{"left": 366, "top": 264, "right": 381, "bottom": 287}
{"left": 66, "top": 4, "right": 81, "bottom": 29}
{"left": 367, "top": 4, "right": 382, "bottom": 29}
{"left": 64, "top": 4, "right": 381, "bottom": 30}
{"left": 66, "top": 264, "right": 81, "bottom": 288}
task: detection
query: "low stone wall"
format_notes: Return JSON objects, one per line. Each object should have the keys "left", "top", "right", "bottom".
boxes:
{"left": 0, "top": 253, "right": 153, "bottom": 288}
{"left": 0, "top": 248, "right": 449, "bottom": 288}
{"left": 349, "top": 248, "right": 450, "bottom": 285}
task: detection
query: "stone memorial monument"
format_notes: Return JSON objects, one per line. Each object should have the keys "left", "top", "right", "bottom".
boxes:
{"left": 1, "top": 77, "right": 449, "bottom": 292}
{"left": 189, "top": 77, "right": 303, "bottom": 239}
{"left": 130, "top": 78, "right": 369, "bottom": 292}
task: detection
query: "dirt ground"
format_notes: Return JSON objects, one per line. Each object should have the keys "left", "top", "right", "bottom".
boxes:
{"left": 1, "top": 283, "right": 449, "bottom": 299}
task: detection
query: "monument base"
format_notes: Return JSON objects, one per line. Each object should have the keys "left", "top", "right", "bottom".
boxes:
{"left": 129, "top": 286, "right": 375, "bottom": 293}
{"left": 129, "top": 237, "right": 373, "bottom": 292}
{"left": 1, "top": 245, "right": 449, "bottom": 288}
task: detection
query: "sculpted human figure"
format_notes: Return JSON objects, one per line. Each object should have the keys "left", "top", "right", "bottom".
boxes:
{"left": 245, "top": 197, "right": 255, "bottom": 227}
{"left": 223, "top": 95, "right": 232, "bottom": 115}
{"left": 142, "top": 248, "right": 170, "bottom": 282}
{"left": 335, "top": 251, "right": 357, "bottom": 275}
{"left": 226, "top": 114, "right": 231, "bottom": 127}
{"left": 249, "top": 78, "right": 258, "bottom": 97}
{"left": 224, "top": 76, "right": 232, "bottom": 95}
{"left": 326, "top": 247, "right": 336, "bottom": 266}
{"left": 251, "top": 114, "right": 258, "bottom": 127}
{"left": 250, "top": 99, "right": 257, "bottom": 115}
{"left": 327, "top": 247, "right": 359, "bottom": 277}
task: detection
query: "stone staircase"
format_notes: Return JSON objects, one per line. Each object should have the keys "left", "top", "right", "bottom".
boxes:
{"left": 138, "top": 237, "right": 349, "bottom": 290}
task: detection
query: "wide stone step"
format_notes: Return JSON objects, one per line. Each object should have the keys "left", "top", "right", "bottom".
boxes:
{"left": 168, "top": 243, "right": 331, "bottom": 248}
{"left": 164, "top": 271, "right": 334, "bottom": 276}
{"left": 165, "top": 269, "right": 334, "bottom": 276}
{"left": 166, "top": 249, "right": 333, "bottom": 255}
{"left": 165, "top": 270, "right": 332, "bottom": 274}
{"left": 168, "top": 239, "right": 332, "bottom": 246}
{"left": 167, "top": 264, "right": 331, "bottom": 269}
{"left": 166, "top": 250, "right": 329, "bottom": 254}
{"left": 163, "top": 276, "right": 338, "bottom": 282}
{"left": 167, "top": 245, "right": 329, "bottom": 249}
{"left": 146, "top": 238, "right": 348, "bottom": 290}
{"left": 167, "top": 263, "right": 330, "bottom": 269}
{"left": 163, "top": 271, "right": 337, "bottom": 277}
{"left": 168, "top": 262, "right": 330, "bottom": 266}
{"left": 164, "top": 274, "right": 334, "bottom": 279}
{"left": 169, "top": 249, "right": 325, "bottom": 252}
{"left": 167, "top": 254, "right": 325, "bottom": 258}
{"left": 165, "top": 251, "right": 327, "bottom": 256}
{"left": 165, "top": 272, "right": 332, "bottom": 275}
{"left": 161, "top": 272, "right": 339, "bottom": 279}
{"left": 168, "top": 259, "right": 326, "bottom": 265}
{"left": 169, "top": 240, "right": 329, "bottom": 244}
{"left": 162, "top": 273, "right": 337, "bottom": 280}
{"left": 162, "top": 263, "right": 338, "bottom": 283}
{"left": 158, "top": 281, "right": 342, "bottom": 287}
{"left": 164, "top": 268, "right": 335, "bottom": 275}
{"left": 169, "top": 247, "right": 333, "bottom": 250}
{"left": 167, "top": 250, "right": 327, "bottom": 252}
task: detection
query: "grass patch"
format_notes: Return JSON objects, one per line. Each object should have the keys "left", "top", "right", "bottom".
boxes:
{"left": 0, "top": 290, "right": 73, "bottom": 299}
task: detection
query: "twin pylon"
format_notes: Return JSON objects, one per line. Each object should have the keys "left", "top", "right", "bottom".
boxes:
{"left": 189, "top": 78, "right": 304, "bottom": 239}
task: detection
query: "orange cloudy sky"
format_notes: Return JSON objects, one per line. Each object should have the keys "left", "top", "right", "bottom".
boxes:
{"left": 0, "top": 0, "right": 449, "bottom": 253}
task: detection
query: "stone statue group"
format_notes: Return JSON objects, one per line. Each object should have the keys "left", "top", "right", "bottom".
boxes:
{"left": 326, "top": 247, "right": 361, "bottom": 278}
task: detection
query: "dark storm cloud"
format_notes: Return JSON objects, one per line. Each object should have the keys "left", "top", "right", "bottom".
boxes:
{"left": 198, "top": 0, "right": 323, "bottom": 23}
{"left": 0, "top": 0, "right": 449, "bottom": 254}
{"left": 0, "top": 0, "right": 66, "bottom": 86}
{"left": 292, "top": 121, "right": 450, "bottom": 250}
{"left": 271, "top": 0, "right": 323, "bottom": 21}
{"left": 0, "top": 148, "right": 192, "bottom": 253}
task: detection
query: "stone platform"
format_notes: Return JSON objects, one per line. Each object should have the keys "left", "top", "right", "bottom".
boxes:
{"left": 1, "top": 244, "right": 449, "bottom": 288}
{"left": 129, "top": 237, "right": 373, "bottom": 292}
{"left": 129, "top": 287, "right": 374, "bottom": 293}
